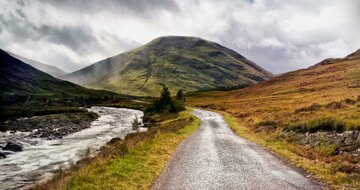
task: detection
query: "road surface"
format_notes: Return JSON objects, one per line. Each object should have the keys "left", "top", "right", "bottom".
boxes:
{"left": 152, "top": 109, "right": 320, "bottom": 190}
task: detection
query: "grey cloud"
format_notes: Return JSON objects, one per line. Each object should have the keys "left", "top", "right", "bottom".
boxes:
{"left": 1, "top": 0, "right": 359, "bottom": 74}
{"left": 0, "top": 7, "right": 100, "bottom": 53}
{"left": 39, "top": 0, "right": 179, "bottom": 17}
{"left": 40, "top": 26, "right": 99, "bottom": 53}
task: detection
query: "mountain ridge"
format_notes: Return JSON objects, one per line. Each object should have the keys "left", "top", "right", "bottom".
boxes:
{"left": 0, "top": 49, "right": 116, "bottom": 98}
{"left": 7, "top": 51, "right": 68, "bottom": 77}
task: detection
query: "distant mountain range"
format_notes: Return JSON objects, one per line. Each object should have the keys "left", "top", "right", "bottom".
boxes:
{"left": 62, "top": 36, "right": 272, "bottom": 96}
{"left": 7, "top": 51, "right": 67, "bottom": 77}
{"left": 0, "top": 49, "right": 116, "bottom": 98}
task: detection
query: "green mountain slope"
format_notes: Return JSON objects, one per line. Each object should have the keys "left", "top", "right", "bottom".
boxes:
{"left": 62, "top": 36, "right": 272, "bottom": 96}
{"left": 0, "top": 49, "right": 116, "bottom": 98}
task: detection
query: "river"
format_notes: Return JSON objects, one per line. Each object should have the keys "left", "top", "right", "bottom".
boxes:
{"left": 0, "top": 107, "right": 143, "bottom": 190}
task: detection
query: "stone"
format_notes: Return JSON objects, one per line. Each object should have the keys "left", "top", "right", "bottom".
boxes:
{"left": 3, "top": 142, "right": 23, "bottom": 152}
{"left": 109, "top": 137, "right": 121, "bottom": 144}
{"left": 0, "top": 152, "right": 6, "bottom": 159}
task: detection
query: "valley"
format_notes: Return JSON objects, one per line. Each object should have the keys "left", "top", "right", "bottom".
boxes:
{"left": 2, "top": 1, "right": 358, "bottom": 189}
{"left": 1, "top": 36, "right": 359, "bottom": 189}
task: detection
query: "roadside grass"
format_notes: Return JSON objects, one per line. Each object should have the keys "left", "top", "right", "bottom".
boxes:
{"left": 223, "top": 113, "right": 359, "bottom": 189}
{"left": 37, "top": 109, "right": 200, "bottom": 190}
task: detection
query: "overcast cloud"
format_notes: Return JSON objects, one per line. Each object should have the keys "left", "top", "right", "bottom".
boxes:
{"left": 0, "top": 0, "right": 359, "bottom": 73}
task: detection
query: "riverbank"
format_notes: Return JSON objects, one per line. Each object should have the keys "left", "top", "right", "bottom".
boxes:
{"left": 36, "top": 109, "right": 200, "bottom": 190}
{"left": 0, "top": 107, "right": 143, "bottom": 190}
{"left": 1, "top": 110, "right": 99, "bottom": 140}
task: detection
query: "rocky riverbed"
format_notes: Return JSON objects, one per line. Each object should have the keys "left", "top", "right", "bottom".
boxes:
{"left": 1, "top": 111, "right": 99, "bottom": 140}
{"left": 0, "top": 107, "right": 144, "bottom": 190}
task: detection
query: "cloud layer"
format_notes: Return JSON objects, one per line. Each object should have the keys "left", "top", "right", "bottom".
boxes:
{"left": 0, "top": 0, "right": 359, "bottom": 73}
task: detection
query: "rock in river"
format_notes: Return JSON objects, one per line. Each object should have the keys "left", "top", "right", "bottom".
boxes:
{"left": 0, "top": 152, "right": 6, "bottom": 159}
{"left": 3, "top": 142, "right": 23, "bottom": 152}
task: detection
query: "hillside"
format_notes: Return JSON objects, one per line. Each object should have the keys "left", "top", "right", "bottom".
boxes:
{"left": 62, "top": 36, "right": 272, "bottom": 96}
{"left": 188, "top": 48, "right": 360, "bottom": 115}
{"left": 0, "top": 49, "right": 115, "bottom": 98}
{"left": 187, "top": 49, "right": 360, "bottom": 189}
{"left": 8, "top": 51, "right": 67, "bottom": 77}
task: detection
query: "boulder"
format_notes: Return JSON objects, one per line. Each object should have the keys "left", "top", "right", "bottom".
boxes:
{"left": 0, "top": 152, "right": 6, "bottom": 159}
{"left": 108, "top": 137, "right": 121, "bottom": 144}
{"left": 3, "top": 142, "right": 23, "bottom": 152}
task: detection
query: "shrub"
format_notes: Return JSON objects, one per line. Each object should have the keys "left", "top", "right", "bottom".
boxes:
{"left": 131, "top": 116, "right": 142, "bottom": 131}
{"left": 256, "top": 121, "right": 277, "bottom": 126}
{"left": 325, "top": 101, "right": 345, "bottom": 109}
{"left": 343, "top": 98, "right": 356, "bottom": 105}
{"left": 307, "top": 117, "right": 345, "bottom": 132}
{"left": 295, "top": 103, "right": 321, "bottom": 113}
{"left": 287, "top": 117, "right": 345, "bottom": 133}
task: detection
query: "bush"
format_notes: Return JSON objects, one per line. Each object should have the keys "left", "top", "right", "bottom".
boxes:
{"left": 287, "top": 117, "right": 345, "bottom": 133}
{"left": 325, "top": 101, "right": 345, "bottom": 109}
{"left": 295, "top": 103, "right": 321, "bottom": 113}
{"left": 256, "top": 121, "right": 277, "bottom": 126}
{"left": 343, "top": 98, "right": 356, "bottom": 105}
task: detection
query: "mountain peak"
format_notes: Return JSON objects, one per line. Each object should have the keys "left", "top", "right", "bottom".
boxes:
{"left": 62, "top": 36, "right": 272, "bottom": 96}
{"left": 146, "top": 36, "right": 211, "bottom": 50}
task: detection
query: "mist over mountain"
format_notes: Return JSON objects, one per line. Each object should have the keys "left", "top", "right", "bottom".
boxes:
{"left": 62, "top": 36, "right": 272, "bottom": 96}
{"left": 7, "top": 52, "right": 67, "bottom": 77}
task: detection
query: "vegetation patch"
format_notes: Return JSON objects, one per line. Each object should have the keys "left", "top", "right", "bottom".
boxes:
{"left": 287, "top": 117, "right": 345, "bottom": 133}
{"left": 295, "top": 103, "right": 321, "bottom": 113}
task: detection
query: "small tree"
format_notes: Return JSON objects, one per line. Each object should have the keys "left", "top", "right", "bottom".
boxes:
{"left": 175, "top": 90, "right": 185, "bottom": 102}
{"left": 144, "top": 86, "right": 185, "bottom": 115}
{"left": 174, "top": 90, "right": 185, "bottom": 112}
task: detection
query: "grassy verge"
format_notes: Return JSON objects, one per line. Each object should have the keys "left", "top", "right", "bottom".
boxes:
{"left": 36, "top": 109, "right": 200, "bottom": 190}
{"left": 223, "top": 113, "right": 359, "bottom": 189}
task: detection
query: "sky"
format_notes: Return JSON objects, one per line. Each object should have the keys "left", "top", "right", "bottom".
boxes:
{"left": 0, "top": 0, "right": 359, "bottom": 74}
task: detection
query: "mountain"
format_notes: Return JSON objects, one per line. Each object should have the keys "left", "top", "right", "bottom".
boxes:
{"left": 0, "top": 49, "right": 115, "bottom": 98}
{"left": 62, "top": 36, "right": 272, "bottom": 96}
{"left": 7, "top": 51, "right": 67, "bottom": 77}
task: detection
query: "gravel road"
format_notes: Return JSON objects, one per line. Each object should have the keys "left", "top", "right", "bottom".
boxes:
{"left": 152, "top": 109, "right": 321, "bottom": 190}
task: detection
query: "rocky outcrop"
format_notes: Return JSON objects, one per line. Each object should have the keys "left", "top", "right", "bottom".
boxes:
{"left": 287, "top": 130, "right": 360, "bottom": 154}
